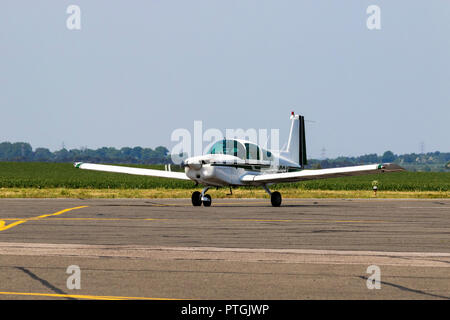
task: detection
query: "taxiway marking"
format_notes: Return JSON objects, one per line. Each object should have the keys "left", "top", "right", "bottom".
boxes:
{"left": 0, "top": 217, "right": 386, "bottom": 224}
{"left": 0, "top": 291, "right": 182, "bottom": 300}
{"left": 0, "top": 206, "right": 88, "bottom": 231}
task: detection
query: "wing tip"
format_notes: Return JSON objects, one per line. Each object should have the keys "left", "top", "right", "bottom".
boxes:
{"left": 379, "top": 163, "right": 406, "bottom": 172}
{"left": 74, "top": 162, "right": 84, "bottom": 168}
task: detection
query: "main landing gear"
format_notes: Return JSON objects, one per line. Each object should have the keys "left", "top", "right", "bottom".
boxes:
{"left": 263, "top": 185, "right": 282, "bottom": 207}
{"left": 191, "top": 187, "right": 211, "bottom": 207}
{"left": 191, "top": 185, "right": 282, "bottom": 207}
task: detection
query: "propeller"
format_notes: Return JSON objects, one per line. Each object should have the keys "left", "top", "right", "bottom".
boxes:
{"left": 184, "top": 159, "right": 203, "bottom": 170}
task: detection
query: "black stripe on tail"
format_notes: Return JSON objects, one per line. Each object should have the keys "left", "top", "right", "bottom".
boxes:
{"left": 299, "top": 115, "right": 307, "bottom": 168}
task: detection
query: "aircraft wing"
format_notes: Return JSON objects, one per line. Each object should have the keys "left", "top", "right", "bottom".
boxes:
{"left": 74, "top": 162, "right": 190, "bottom": 180}
{"left": 240, "top": 163, "right": 404, "bottom": 185}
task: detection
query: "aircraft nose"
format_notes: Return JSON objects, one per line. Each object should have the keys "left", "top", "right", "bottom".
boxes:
{"left": 185, "top": 160, "right": 202, "bottom": 170}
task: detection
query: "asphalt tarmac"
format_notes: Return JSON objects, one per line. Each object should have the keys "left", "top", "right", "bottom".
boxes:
{"left": 0, "top": 198, "right": 449, "bottom": 299}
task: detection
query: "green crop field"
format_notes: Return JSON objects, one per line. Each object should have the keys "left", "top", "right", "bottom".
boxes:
{"left": 0, "top": 162, "right": 448, "bottom": 192}
{"left": 0, "top": 162, "right": 192, "bottom": 189}
{"left": 278, "top": 172, "right": 449, "bottom": 192}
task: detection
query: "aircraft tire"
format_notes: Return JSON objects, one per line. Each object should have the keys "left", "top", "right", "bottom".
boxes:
{"left": 271, "top": 191, "right": 282, "bottom": 207}
{"left": 192, "top": 191, "right": 202, "bottom": 206}
{"left": 202, "top": 194, "right": 212, "bottom": 207}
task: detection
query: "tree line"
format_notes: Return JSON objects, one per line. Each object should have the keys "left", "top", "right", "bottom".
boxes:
{"left": 0, "top": 142, "right": 449, "bottom": 171}
{"left": 0, "top": 142, "right": 171, "bottom": 164}
{"left": 308, "top": 150, "right": 450, "bottom": 172}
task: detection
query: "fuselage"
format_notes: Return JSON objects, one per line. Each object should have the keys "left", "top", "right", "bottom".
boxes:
{"left": 184, "top": 139, "right": 301, "bottom": 187}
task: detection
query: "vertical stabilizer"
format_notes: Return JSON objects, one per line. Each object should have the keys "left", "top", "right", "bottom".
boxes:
{"left": 285, "top": 112, "right": 307, "bottom": 168}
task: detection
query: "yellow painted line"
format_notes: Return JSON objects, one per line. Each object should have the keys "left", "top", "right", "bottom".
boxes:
{"left": 333, "top": 220, "right": 386, "bottom": 223}
{"left": 145, "top": 202, "right": 182, "bottom": 207}
{"left": 211, "top": 201, "right": 325, "bottom": 205}
{"left": 0, "top": 214, "right": 386, "bottom": 227}
{"left": 213, "top": 201, "right": 272, "bottom": 205}
{"left": 28, "top": 206, "right": 88, "bottom": 220}
{"left": 0, "top": 218, "right": 167, "bottom": 222}
{"left": 225, "top": 219, "right": 293, "bottom": 222}
{"left": 0, "top": 220, "right": 27, "bottom": 231}
{"left": 0, "top": 291, "right": 183, "bottom": 300}
{"left": 225, "top": 219, "right": 387, "bottom": 223}
{"left": 45, "top": 218, "right": 168, "bottom": 221}
{"left": 0, "top": 206, "right": 88, "bottom": 232}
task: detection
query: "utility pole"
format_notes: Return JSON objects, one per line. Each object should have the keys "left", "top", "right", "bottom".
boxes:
{"left": 320, "top": 147, "right": 326, "bottom": 160}
{"left": 420, "top": 141, "right": 425, "bottom": 154}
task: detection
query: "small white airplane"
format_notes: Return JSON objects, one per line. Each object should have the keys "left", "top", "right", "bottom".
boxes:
{"left": 74, "top": 112, "right": 404, "bottom": 207}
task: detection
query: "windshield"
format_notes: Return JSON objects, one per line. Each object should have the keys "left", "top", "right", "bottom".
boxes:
{"left": 244, "top": 143, "right": 261, "bottom": 160}
{"left": 208, "top": 140, "right": 246, "bottom": 159}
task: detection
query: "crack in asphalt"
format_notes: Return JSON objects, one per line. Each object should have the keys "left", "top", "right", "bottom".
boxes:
{"left": 15, "top": 266, "right": 76, "bottom": 300}
{"left": 359, "top": 275, "right": 450, "bottom": 300}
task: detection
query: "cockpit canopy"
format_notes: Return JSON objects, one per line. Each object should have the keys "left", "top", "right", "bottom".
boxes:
{"left": 208, "top": 139, "right": 273, "bottom": 161}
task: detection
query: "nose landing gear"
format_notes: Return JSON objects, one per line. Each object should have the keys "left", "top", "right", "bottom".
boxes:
{"left": 191, "top": 187, "right": 212, "bottom": 207}
{"left": 191, "top": 191, "right": 202, "bottom": 206}
{"left": 202, "top": 194, "right": 212, "bottom": 207}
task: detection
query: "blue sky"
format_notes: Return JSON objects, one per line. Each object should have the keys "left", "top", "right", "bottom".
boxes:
{"left": 1, "top": 1, "right": 449, "bottom": 158}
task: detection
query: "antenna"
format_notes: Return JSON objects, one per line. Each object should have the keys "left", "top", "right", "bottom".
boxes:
{"left": 420, "top": 141, "right": 425, "bottom": 154}
{"left": 320, "top": 147, "right": 327, "bottom": 160}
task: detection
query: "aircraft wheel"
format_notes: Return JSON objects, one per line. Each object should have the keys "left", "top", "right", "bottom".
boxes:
{"left": 191, "top": 191, "right": 202, "bottom": 206}
{"left": 271, "top": 191, "right": 282, "bottom": 207}
{"left": 202, "top": 194, "right": 212, "bottom": 207}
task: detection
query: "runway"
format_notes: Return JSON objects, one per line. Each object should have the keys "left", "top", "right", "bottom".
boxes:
{"left": 0, "top": 198, "right": 449, "bottom": 299}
